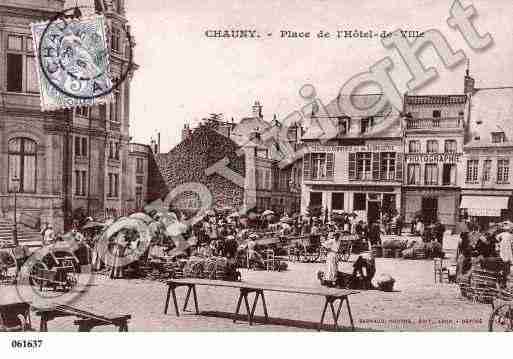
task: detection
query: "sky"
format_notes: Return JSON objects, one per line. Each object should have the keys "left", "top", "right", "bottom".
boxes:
{"left": 124, "top": 0, "right": 513, "bottom": 152}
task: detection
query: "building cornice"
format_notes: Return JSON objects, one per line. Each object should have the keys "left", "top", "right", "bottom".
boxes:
{"left": 0, "top": 6, "right": 60, "bottom": 21}
{"left": 0, "top": 107, "right": 64, "bottom": 120}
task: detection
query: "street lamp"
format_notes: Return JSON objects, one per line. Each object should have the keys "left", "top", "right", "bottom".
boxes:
{"left": 11, "top": 176, "right": 20, "bottom": 247}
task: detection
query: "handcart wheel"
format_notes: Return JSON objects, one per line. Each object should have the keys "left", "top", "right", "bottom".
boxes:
{"left": 0, "top": 249, "right": 17, "bottom": 284}
{"left": 488, "top": 304, "right": 513, "bottom": 332}
{"left": 29, "top": 261, "right": 49, "bottom": 287}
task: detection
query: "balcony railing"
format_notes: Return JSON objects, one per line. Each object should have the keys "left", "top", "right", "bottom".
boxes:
{"left": 129, "top": 143, "right": 150, "bottom": 154}
{"left": 406, "top": 117, "right": 462, "bottom": 130}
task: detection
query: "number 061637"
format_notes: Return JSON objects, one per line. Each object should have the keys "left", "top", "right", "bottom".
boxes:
{"left": 11, "top": 339, "right": 43, "bottom": 349}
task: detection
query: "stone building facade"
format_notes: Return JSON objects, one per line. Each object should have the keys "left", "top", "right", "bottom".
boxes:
{"left": 402, "top": 94, "right": 467, "bottom": 227}
{"left": 0, "top": 0, "right": 138, "bottom": 231}
{"left": 460, "top": 84, "right": 513, "bottom": 228}
{"left": 300, "top": 94, "right": 403, "bottom": 224}
{"left": 127, "top": 143, "right": 151, "bottom": 212}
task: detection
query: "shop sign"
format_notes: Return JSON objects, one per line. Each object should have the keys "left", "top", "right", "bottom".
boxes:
{"left": 405, "top": 152, "right": 462, "bottom": 163}
{"left": 308, "top": 144, "right": 401, "bottom": 153}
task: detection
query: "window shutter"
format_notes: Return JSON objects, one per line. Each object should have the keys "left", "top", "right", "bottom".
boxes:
{"left": 326, "top": 153, "right": 334, "bottom": 179}
{"left": 303, "top": 153, "right": 311, "bottom": 180}
{"left": 349, "top": 153, "right": 356, "bottom": 180}
{"left": 380, "top": 153, "right": 386, "bottom": 180}
{"left": 372, "top": 152, "right": 380, "bottom": 180}
{"left": 396, "top": 153, "right": 403, "bottom": 181}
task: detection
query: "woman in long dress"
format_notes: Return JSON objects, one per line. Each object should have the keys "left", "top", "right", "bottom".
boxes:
{"left": 322, "top": 232, "right": 342, "bottom": 285}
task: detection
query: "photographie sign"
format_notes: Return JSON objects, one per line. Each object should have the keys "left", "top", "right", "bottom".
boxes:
{"left": 405, "top": 152, "right": 463, "bottom": 163}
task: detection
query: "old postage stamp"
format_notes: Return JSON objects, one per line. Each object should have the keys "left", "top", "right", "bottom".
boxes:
{"left": 31, "top": 15, "right": 113, "bottom": 111}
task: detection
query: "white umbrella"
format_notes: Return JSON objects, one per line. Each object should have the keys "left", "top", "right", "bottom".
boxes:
{"left": 128, "top": 212, "right": 154, "bottom": 224}
{"left": 262, "top": 210, "right": 274, "bottom": 216}
{"left": 166, "top": 222, "right": 188, "bottom": 237}
{"left": 228, "top": 212, "right": 240, "bottom": 218}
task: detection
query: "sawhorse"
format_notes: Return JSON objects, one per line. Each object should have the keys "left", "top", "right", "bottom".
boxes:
{"left": 164, "top": 282, "right": 199, "bottom": 316}
{"left": 233, "top": 287, "right": 269, "bottom": 325}
{"left": 318, "top": 295, "right": 354, "bottom": 331}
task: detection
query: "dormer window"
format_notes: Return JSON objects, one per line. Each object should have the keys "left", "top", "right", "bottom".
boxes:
{"left": 492, "top": 132, "right": 506, "bottom": 143}
{"left": 360, "top": 119, "right": 367, "bottom": 134}
{"left": 338, "top": 117, "right": 350, "bottom": 135}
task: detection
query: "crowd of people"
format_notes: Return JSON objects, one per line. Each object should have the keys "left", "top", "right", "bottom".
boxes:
{"left": 410, "top": 216, "right": 446, "bottom": 244}
{"left": 456, "top": 222, "right": 513, "bottom": 287}
{"left": 36, "top": 208, "right": 511, "bottom": 289}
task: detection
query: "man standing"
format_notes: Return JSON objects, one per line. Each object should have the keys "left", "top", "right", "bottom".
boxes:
{"left": 395, "top": 215, "right": 404, "bottom": 236}
{"left": 497, "top": 228, "right": 513, "bottom": 286}
{"left": 434, "top": 219, "right": 445, "bottom": 245}
{"left": 368, "top": 222, "right": 382, "bottom": 246}
{"left": 40, "top": 223, "right": 55, "bottom": 246}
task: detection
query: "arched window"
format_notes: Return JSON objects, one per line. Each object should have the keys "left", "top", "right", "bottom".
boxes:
{"left": 8, "top": 137, "right": 36, "bottom": 193}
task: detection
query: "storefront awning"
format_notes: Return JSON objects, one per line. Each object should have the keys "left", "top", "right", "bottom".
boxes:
{"left": 460, "top": 195, "right": 509, "bottom": 217}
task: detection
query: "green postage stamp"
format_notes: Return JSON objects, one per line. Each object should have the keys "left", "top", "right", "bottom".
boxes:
{"left": 31, "top": 15, "right": 113, "bottom": 111}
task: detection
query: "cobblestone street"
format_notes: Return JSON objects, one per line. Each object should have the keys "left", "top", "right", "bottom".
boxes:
{"left": 2, "top": 256, "right": 492, "bottom": 332}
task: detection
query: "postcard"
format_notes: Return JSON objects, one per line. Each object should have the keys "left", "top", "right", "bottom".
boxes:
{"left": 1, "top": 1, "right": 513, "bottom": 347}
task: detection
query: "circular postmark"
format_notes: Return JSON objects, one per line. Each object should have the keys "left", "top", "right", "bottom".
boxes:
{"left": 36, "top": 6, "right": 134, "bottom": 101}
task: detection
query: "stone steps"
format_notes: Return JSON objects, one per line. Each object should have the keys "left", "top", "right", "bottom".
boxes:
{"left": 0, "top": 218, "right": 41, "bottom": 249}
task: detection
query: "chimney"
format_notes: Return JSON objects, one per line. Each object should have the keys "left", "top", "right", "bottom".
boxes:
{"left": 157, "top": 132, "right": 161, "bottom": 153}
{"left": 252, "top": 101, "right": 263, "bottom": 119}
{"left": 150, "top": 137, "right": 157, "bottom": 153}
{"left": 181, "top": 123, "right": 192, "bottom": 141}
{"left": 464, "top": 62, "right": 475, "bottom": 95}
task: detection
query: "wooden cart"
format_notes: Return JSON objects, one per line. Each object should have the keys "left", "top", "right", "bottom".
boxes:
{"left": 29, "top": 251, "right": 79, "bottom": 292}
{"left": 488, "top": 288, "right": 513, "bottom": 332}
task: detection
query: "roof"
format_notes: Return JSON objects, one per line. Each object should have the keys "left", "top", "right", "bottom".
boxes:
{"left": 302, "top": 94, "right": 402, "bottom": 139}
{"left": 322, "top": 94, "right": 395, "bottom": 118}
{"left": 156, "top": 125, "right": 245, "bottom": 189}
{"left": 466, "top": 87, "right": 513, "bottom": 148}
{"left": 405, "top": 95, "right": 467, "bottom": 105}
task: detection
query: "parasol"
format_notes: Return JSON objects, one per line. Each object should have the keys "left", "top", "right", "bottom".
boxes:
{"left": 128, "top": 212, "right": 154, "bottom": 224}
{"left": 82, "top": 221, "right": 106, "bottom": 230}
{"left": 262, "top": 210, "right": 274, "bottom": 216}
{"left": 165, "top": 222, "right": 188, "bottom": 237}
{"left": 228, "top": 212, "right": 240, "bottom": 218}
